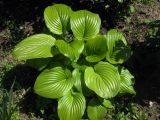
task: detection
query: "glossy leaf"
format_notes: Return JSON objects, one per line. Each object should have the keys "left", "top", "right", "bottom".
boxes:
{"left": 70, "top": 10, "right": 101, "bottom": 40}
{"left": 119, "top": 67, "right": 136, "bottom": 94}
{"left": 58, "top": 92, "right": 86, "bottom": 120}
{"left": 72, "top": 69, "right": 82, "bottom": 92}
{"left": 34, "top": 67, "right": 74, "bottom": 98}
{"left": 87, "top": 98, "right": 107, "bottom": 120}
{"left": 85, "top": 62, "right": 120, "bottom": 98}
{"left": 105, "top": 29, "right": 131, "bottom": 64}
{"left": 85, "top": 35, "right": 107, "bottom": 62}
{"left": 13, "top": 34, "right": 55, "bottom": 60}
{"left": 55, "top": 40, "right": 84, "bottom": 61}
{"left": 44, "top": 4, "right": 72, "bottom": 34}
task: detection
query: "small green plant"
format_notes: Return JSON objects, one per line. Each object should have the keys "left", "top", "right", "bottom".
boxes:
{"left": 13, "top": 4, "right": 135, "bottom": 120}
{"left": 137, "top": 0, "right": 152, "bottom": 4}
{"left": 0, "top": 82, "right": 20, "bottom": 120}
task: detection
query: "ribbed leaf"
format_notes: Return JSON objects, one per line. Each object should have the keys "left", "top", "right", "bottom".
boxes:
{"left": 58, "top": 92, "right": 86, "bottom": 120}
{"left": 26, "top": 58, "right": 52, "bottom": 71}
{"left": 105, "top": 29, "right": 131, "bottom": 64}
{"left": 70, "top": 10, "right": 101, "bottom": 40}
{"left": 34, "top": 67, "right": 74, "bottom": 98}
{"left": 72, "top": 69, "right": 82, "bottom": 92}
{"left": 119, "top": 67, "right": 136, "bottom": 94}
{"left": 44, "top": 4, "right": 72, "bottom": 34}
{"left": 13, "top": 34, "right": 55, "bottom": 60}
{"left": 55, "top": 40, "right": 84, "bottom": 61}
{"left": 85, "top": 35, "right": 107, "bottom": 62}
{"left": 87, "top": 98, "right": 107, "bottom": 120}
{"left": 85, "top": 62, "right": 120, "bottom": 98}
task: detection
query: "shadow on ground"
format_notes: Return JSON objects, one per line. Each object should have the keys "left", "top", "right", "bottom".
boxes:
{"left": 127, "top": 20, "right": 160, "bottom": 103}
{"left": 2, "top": 64, "right": 38, "bottom": 90}
{"left": 1, "top": 64, "right": 58, "bottom": 119}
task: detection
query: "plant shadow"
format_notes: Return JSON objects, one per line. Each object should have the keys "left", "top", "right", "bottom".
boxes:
{"left": 2, "top": 64, "right": 38, "bottom": 90}
{"left": 1, "top": 64, "right": 58, "bottom": 119}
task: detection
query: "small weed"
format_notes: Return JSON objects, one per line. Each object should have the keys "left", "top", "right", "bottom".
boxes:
{"left": 137, "top": 0, "right": 153, "bottom": 4}
{"left": 0, "top": 82, "right": 21, "bottom": 120}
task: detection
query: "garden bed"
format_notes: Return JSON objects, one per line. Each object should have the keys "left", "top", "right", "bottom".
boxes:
{"left": 0, "top": 0, "right": 160, "bottom": 119}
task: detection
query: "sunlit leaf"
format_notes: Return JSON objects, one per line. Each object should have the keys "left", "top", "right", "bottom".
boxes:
{"left": 72, "top": 69, "right": 82, "bottom": 92}
{"left": 58, "top": 92, "right": 86, "bottom": 120}
{"left": 44, "top": 4, "right": 72, "bottom": 34}
{"left": 102, "top": 99, "right": 113, "bottom": 109}
{"left": 105, "top": 29, "right": 131, "bottom": 64}
{"left": 55, "top": 40, "right": 84, "bottom": 61}
{"left": 87, "top": 98, "right": 107, "bottom": 120}
{"left": 34, "top": 67, "right": 74, "bottom": 98}
{"left": 13, "top": 34, "right": 56, "bottom": 60}
{"left": 70, "top": 10, "right": 101, "bottom": 40}
{"left": 119, "top": 67, "right": 136, "bottom": 94}
{"left": 85, "top": 62, "right": 120, "bottom": 98}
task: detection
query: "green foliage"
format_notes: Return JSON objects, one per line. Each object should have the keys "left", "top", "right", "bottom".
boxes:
{"left": 107, "top": 102, "right": 148, "bottom": 120}
{"left": 0, "top": 82, "right": 21, "bottom": 120}
{"left": 13, "top": 4, "right": 135, "bottom": 120}
{"left": 87, "top": 98, "right": 107, "bottom": 120}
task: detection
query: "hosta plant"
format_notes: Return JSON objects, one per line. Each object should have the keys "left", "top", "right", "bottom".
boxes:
{"left": 12, "top": 4, "right": 135, "bottom": 120}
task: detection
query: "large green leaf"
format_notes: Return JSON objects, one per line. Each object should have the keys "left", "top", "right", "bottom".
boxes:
{"left": 70, "top": 10, "right": 101, "bottom": 40}
{"left": 58, "top": 92, "right": 86, "bottom": 120}
{"left": 119, "top": 67, "right": 136, "bottom": 94}
{"left": 34, "top": 67, "right": 74, "bottom": 98}
{"left": 105, "top": 29, "right": 131, "bottom": 64}
{"left": 72, "top": 69, "right": 82, "bottom": 92}
{"left": 84, "top": 35, "right": 107, "bottom": 62}
{"left": 13, "top": 34, "right": 56, "bottom": 60}
{"left": 87, "top": 98, "right": 107, "bottom": 120}
{"left": 44, "top": 4, "right": 72, "bottom": 34}
{"left": 55, "top": 40, "right": 84, "bottom": 61}
{"left": 85, "top": 62, "right": 120, "bottom": 98}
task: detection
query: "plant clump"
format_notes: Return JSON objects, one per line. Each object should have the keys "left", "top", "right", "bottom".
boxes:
{"left": 12, "top": 4, "right": 135, "bottom": 120}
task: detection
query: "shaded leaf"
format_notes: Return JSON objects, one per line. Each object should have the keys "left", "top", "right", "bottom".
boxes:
{"left": 58, "top": 92, "right": 86, "bottom": 120}
{"left": 84, "top": 35, "right": 107, "bottom": 62}
{"left": 13, "top": 34, "right": 55, "bottom": 60}
{"left": 70, "top": 10, "right": 101, "bottom": 40}
{"left": 86, "top": 55, "right": 105, "bottom": 63}
{"left": 44, "top": 4, "right": 72, "bottom": 34}
{"left": 26, "top": 57, "right": 52, "bottom": 71}
{"left": 34, "top": 67, "right": 74, "bottom": 98}
{"left": 85, "top": 62, "right": 120, "bottom": 98}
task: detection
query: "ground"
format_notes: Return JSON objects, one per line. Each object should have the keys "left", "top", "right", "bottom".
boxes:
{"left": 0, "top": 0, "right": 160, "bottom": 120}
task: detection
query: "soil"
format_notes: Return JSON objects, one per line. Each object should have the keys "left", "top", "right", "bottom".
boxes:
{"left": 0, "top": 0, "right": 160, "bottom": 120}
